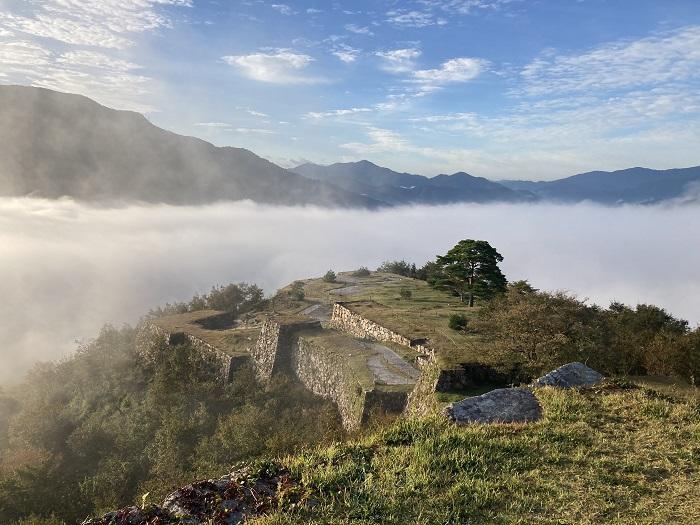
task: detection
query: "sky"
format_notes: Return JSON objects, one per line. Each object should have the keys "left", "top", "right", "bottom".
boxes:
{"left": 0, "top": 0, "right": 700, "bottom": 179}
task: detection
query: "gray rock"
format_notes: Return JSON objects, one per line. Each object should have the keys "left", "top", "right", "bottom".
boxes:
{"left": 533, "top": 362, "right": 604, "bottom": 388}
{"left": 445, "top": 387, "right": 542, "bottom": 424}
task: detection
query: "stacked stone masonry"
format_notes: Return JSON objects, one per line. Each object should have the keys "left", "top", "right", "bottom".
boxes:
{"left": 145, "top": 323, "right": 249, "bottom": 382}
{"left": 329, "top": 302, "right": 434, "bottom": 357}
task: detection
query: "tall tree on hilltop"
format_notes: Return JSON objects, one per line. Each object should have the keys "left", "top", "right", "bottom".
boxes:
{"left": 430, "top": 239, "right": 507, "bottom": 307}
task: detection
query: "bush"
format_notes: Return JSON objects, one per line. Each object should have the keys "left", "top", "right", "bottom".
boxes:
{"left": 399, "top": 288, "right": 412, "bottom": 300}
{"left": 323, "top": 270, "right": 337, "bottom": 283}
{"left": 448, "top": 314, "right": 469, "bottom": 331}
{"left": 352, "top": 267, "right": 371, "bottom": 277}
{"left": 288, "top": 281, "right": 305, "bottom": 301}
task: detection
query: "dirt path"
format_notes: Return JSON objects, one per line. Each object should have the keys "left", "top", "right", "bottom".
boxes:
{"left": 361, "top": 341, "right": 421, "bottom": 385}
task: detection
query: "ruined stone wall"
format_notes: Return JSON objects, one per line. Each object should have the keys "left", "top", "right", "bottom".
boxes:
{"left": 250, "top": 319, "right": 322, "bottom": 381}
{"left": 292, "top": 336, "right": 367, "bottom": 430}
{"left": 329, "top": 303, "right": 434, "bottom": 357}
{"left": 250, "top": 320, "right": 281, "bottom": 380}
{"left": 142, "top": 323, "right": 248, "bottom": 382}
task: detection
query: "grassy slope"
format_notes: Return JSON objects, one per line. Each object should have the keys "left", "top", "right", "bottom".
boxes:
{"left": 250, "top": 381, "right": 699, "bottom": 525}
{"left": 303, "top": 272, "right": 495, "bottom": 369}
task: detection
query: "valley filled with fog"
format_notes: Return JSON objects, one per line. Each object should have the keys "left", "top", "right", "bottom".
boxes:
{"left": 1, "top": 197, "right": 698, "bottom": 384}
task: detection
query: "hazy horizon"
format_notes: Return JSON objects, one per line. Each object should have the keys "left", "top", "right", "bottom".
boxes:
{"left": 1, "top": 196, "right": 698, "bottom": 384}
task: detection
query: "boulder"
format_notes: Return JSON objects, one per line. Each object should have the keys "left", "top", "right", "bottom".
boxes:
{"left": 445, "top": 387, "right": 542, "bottom": 424}
{"left": 533, "top": 362, "right": 604, "bottom": 388}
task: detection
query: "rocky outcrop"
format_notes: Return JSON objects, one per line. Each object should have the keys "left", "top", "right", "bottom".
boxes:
{"left": 82, "top": 464, "right": 295, "bottom": 525}
{"left": 445, "top": 388, "right": 542, "bottom": 424}
{"left": 533, "top": 362, "right": 604, "bottom": 388}
{"left": 329, "top": 302, "right": 433, "bottom": 356}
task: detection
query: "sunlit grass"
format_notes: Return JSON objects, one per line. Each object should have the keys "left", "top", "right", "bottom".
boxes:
{"left": 252, "top": 380, "right": 700, "bottom": 525}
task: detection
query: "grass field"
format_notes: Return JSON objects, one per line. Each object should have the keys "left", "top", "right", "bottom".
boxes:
{"left": 151, "top": 310, "right": 260, "bottom": 357}
{"left": 249, "top": 379, "right": 700, "bottom": 525}
{"left": 300, "top": 272, "right": 500, "bottom": 369}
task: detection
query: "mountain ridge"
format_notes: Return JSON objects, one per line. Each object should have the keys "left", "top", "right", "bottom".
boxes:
{"left": 2, "top": 84, "right": 699, "bottom": 207}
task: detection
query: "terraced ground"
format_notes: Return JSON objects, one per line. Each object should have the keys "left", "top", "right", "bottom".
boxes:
{"left": 150, "top": 271, "right": 509, "bottom": 402}
{"left": 293, "top": 272, "right": 498, "bottom": 369}
{"left": 150, "top": 309, "right": 261, "bottom": 358}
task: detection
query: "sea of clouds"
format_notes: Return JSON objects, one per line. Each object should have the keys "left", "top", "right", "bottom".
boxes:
{"left": 1, "top": 197, "right": 699, "bottom": 384}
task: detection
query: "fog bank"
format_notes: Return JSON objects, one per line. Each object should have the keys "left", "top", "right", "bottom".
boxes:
{"left": 1, "top": 197, "right": 699, "bottom": 383}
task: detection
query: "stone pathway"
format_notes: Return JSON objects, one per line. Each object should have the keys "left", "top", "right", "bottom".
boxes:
{"left": 361, "top": 341, "right": 420, "bottom": 385}
{"left": 299, "top": 303, "right": 332, "bottom": 323}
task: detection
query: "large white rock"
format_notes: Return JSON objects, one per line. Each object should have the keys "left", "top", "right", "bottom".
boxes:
{"left": 533, "top": 362, "right": 604, "bottom": 388}
{"left": 445, "top": 387, "right": 542, "bottom": 424}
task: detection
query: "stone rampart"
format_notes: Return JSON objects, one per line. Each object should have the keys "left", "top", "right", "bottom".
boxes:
{"left": 143, "top": 323, "right": 248, "bottom": 382}
{"left": 329, "top": 302, "right": 434, "bottom": 357}
{"left": 250, "top": 318, "right": 321, "bottom": 381}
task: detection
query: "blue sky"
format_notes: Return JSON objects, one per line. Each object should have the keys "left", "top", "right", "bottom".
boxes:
{"left": 1, "top": 1, "right": 699, "bottom": 179}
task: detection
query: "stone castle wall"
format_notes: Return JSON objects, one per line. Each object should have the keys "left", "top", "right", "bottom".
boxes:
{"left": 143, "top": 323, "right": 248, "bottom": 382}
{"left": 329, "top": 302, "right": 434, "bottom": 357}
{"left": 292, "top": 336, "right": 367, "bottom": 429}
{"left": 250, "top": 317, "right": 410, "bottom": 430}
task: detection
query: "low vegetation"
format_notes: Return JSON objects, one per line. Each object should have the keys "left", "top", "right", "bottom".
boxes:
{"left": 0, "top": 327, "right": 343, "bottom": 525}
{"left": 246, "top": 380, "right": 699, "bottom": 525}
{"left": 147, "top": 283, "right": 265, "bottom": 318}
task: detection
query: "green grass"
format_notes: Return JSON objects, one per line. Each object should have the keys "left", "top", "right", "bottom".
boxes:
{"left": 249, "top": 380, "right": 700, "bottom": 525}
{"left": 300, "top": 272, "right": 504, "bottom": 370}
{"left": 151, "top": 310, "right": 260, "bottom": 357}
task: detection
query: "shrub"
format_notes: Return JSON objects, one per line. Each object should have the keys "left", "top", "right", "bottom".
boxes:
{"left": 352, "top": 267, "right": 371, "bottom": 277}
{"left": 323, "top": 270, "right": 337, "bottom": 283}
{"left": 288, "top": 281, "right": 305, "bottom": 301}
{"left": 448, "top": 313, "right": 469, "bottom": 331}
{"left": 399, "top": 288, "right": 412, "bottom": 300}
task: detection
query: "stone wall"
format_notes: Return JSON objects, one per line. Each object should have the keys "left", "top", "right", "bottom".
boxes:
{"left": 329, "top": 302, "right": 434, "bottom": 357}
{"left": 292, "top": 336, "right": 367, "bottom": 429}
{"left": 250, "top": 318, "right": 321, "bottom": 381}
{"left": 142, "top": 323, "right": 248, "bottom": 382}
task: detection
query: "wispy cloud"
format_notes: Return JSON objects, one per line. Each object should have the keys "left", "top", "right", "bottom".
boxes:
{"left": 332, "top": 44, "right": 361, "bottom": 63}
{"left": 386, "top": 10, "right": 446, "bottom": 28}
{"left": 413, "top": 57, "right": 488, "bottom": 84}
{"left": 305, "top": 107, "right": 373, "bottom": 120}
{"left": 223, "top": 49, "right": 326, "bottom": 84}
{"left": 0, "top": 0, "right": 191, "bottom": 49}
{"left": 271, "top": 4, "right": 294, "bottom": 16}
{"left": 0, "top": 1, "right": 191, "bottom": 112}
{"left": 376, "top": 48, "right": 422, "bottom": 73}
{"left": 345, "top": 24, "right": 373, "bottom": 35}
{"left": 520, "top": 25, "right": 700, "bottom": 96}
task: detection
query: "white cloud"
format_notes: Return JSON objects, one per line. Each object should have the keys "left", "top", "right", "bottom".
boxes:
{"left": 271, "top": 4, "right": 294, "bottom": 16}
{"left": 235, "top": 127, "right": 277, "bottom": 134}
{"left": 0, "top": 40, "right": 51, "bottom": 67}
{"left": 305, "top": 107, "right": 373, "bottom": 119}
{"left": 0, "top": 1, "right": 191, "bottom": 49}
{"left": 420, "top": 0, "right": 520, "bottom": 15}
{"left": 223, "top": 49, "right": 325, "bottom": 84}
{"left": 376, "top": 48, "right": 422, "bottom": 73}
{"left": 413, "top": 57, "right": 488, "bottom": 84}
{"left": 195, "top": 122, "right": 231, "bottom": 128}
{"left": 386, "top": 10, "right": 446, "bottom": 28}
{"left": 332, "top": 44, "right": 361, "bottom": 63}
{"left": 345, "top": 24, "right": 373, "bottom": 35}
{"left": 520, "top": 25, "right": 700, "bottom": 96}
